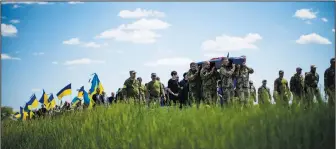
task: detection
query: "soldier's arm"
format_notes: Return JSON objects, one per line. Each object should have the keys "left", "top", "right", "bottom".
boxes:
{"left": 316, "top": 73, "right": 319, "bottom": 84}
{"left": 273, "top": 80, "right": 278, "bottom": 93}
{"left": 248, "top": 67, "right": 254, "bottom": 74}
{"left": 201, "top": 69, "right": 212, "bottom": 80}
{"left": 324, "top": 69, "right": 328, "bottom": 89}
{"left": 122, "top": 80, "right": 128, "bottom": 98}
{"left": 187, "top": 71, "right": 196, "bottom": 81}
{"left": 257, "top": 87, "right": 262, "bottom": 99}
{"left": 290, "top": 76, "right": 294, "bottom": 92}
{"left": 267, "top": 88, "right": 272, "bottom": 100}
{"left": 219, "top": 66, "right": 235, "bottom": 77}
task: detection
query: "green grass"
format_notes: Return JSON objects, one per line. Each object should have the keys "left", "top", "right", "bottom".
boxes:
{"left": 2, "top": 103, "right": 335, "bottom": 149}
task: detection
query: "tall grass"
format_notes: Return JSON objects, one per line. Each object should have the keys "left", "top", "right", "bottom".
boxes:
{"left": 2, "top": 103, "right": 335, "bottom": 149}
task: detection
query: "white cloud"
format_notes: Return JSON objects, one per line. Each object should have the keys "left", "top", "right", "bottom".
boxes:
{"left": 294, "top": 9, "right": 317, "bottom": 20}
{"left": 33, "top": 52, "right": 45, "bottom": 56}
{"left": 83, "top": 42, "right": 107, "bottom": 48}
{"left": 201, "top": 33, "right": 262, "bottom": 52}
{"left": 332, "top": 29, "right": 335, "bottom": 32}
{"left": 96, "top": 19, "right": 170, "bottom": 44}
{"left": 119, "top": 8, "right": 165, "bottom": 19}
{"left": 32, "top": 88, "right": 41, "bottom": 92}
{"left": 63, "top": 38, "right": 81, "bottom": 45}
{"left": 296, "top": 33, "right": 331, "bottom": 45}
{"left": 305, "top": 21, "right": 312, "bottom": 25}
{"left": 1, "top": 53, "right": 21, "bottom": 60}
{"left": 144, "top": 57, "right": 193, "bottom": 67}
{"left": 13, "top": 4, "right": 21, "bottom": 9}
{"left": 68, "top": 2, "right": 84, "bottom": 4}
{"left": 64, "top": 58, "right": 105, "bottom": 65}
{"left": 1, "top": 24, "right": 18, "bottom": 37}
{"left": 321, "top": 18, "right": 328, "bottom": 22}
{"left": 52, "top": 61, "right": 58, "bottom": 65}
{"left": 10, "top": 19, "right": 20, "bottom": 24}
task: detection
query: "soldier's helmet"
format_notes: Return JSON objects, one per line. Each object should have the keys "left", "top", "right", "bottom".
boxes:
{"left": 330, "top": 58, "right": 335, "bottom": 63}
{"left": 310, "top": 65, "right": 316, "bottom": 69}
{"left": 296, "top": 67, "right": 302, "bottom": 71}
{"left": 279, "top": 70, "right": 284, "bottom": 74}
{"left": 129, "top": 70, "right": 136, "bottom": 74}
{"left": 262, "top": 80, "right": 267, "bottom": 83}
{"left": 249, "top": 80, "right": 253, "bottom": 84}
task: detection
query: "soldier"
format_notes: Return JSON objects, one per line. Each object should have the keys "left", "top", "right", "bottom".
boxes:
{"left": 137, "top": 77, "right": 147, "bottom": 104}
{"left": 273, "top": 70, "right": 290, "bottom": 107}
{"left": 187, "top": 62, "right": 201, "bottom": 107}
{"left": 305, "top": 65, "right": 322, "bottom": 106}
{"left": 146, "top": 73, "right": 166, "bottom": 107}
{"left": 324, "top": 58, "right": 335, "bottom": 107}
{"left": 236, "top": 61, "right": 254, "bottom": 106}
{"left": 249, "top": 80, "right": 257, "bottom": 105}
{"left": 200, "top": 61, "right": 217, "bottom": 106}
{"left": 257, "top": 80, "right": 272, "bottom": 106}
{"left": 122, "top": 70, "right": 140, "bottom": 104}
{"left": 290, "top": 67, "right": 305, "bottom": 106}
{"left": 219, "top": 57, "right": 236, "bottom": 107}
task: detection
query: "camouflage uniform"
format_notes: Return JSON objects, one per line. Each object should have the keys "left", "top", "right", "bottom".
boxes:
{"left": 304, "top": 66, "right": 322, "bottom": 106}
{"left": 236, "top": 65, "right": 254, "bottom": 106}
{"left": 219, "top": 63, "right": 235, "bottom": 106}
{"left": 139, "top": 84, "right": 147, "bottom": 104}
{"left": 200, "top": 67, "right": 217, "bottom": 105}
{"left": 290, "top": 71, "right": 305, "bottom": 107}
{"left": 274, "top": 71, "right": 290, "bottom": 107}
{"left": 257, "top": 84, "right": 271, "bottom": 106}
{"left": 123, "top": 72, "right": 140, "bottom": 103}
{"left": 249, "top": 81, "right": 257, "bottom": 105}
{"left": 187, "top": 68, "right": 201, "bottom": 105}
{"left": 146, "top": 79, "right": 165, "bottom": 107}
{"left": 324, "top": 58, "right": 335, "bottom": 107}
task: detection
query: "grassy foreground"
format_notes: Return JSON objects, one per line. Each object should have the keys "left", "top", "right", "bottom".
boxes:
{"left": 2, "top": 104, "right": 335, "bottom": 149}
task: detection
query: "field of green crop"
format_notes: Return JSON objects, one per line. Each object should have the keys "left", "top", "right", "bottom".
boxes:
{"left": 2, "top": 103, "right": 335, "bottom": 149}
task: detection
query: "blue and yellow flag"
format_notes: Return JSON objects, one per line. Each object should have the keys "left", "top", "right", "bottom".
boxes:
{"left": 77, "top": 86, "right": 84, "bottom": 98}
{"left": 57, "top": 83, "right": 72, "bottom": 100}
{"left": 89, "top": 73, "right": 104, "bottom": 97}
{"left": 19, "top": 107, "right": 28, "bottom": 121}
{"left": 71, "top": 96, "right": 81, "bottom": 107}
{"left": 14, "top": 112, "right": 21, "bottom": 119}
{"left": 39, "top": 90, "right": 49, "bottom": 106}
{"left": 27, "top": 94, "right": 39, "bottom": 110}
{"left": 83, "top": 90, "right": 94, "bottom": 109}
{"left": 47, "top": 94, "right": 56, "bottom": 110}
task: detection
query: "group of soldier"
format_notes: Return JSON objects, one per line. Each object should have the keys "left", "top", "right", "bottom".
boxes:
{"left": 117, "top": 57, "right": 335, "bottom": 108}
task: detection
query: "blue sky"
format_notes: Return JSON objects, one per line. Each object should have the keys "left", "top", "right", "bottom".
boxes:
{"left": 1, "top": 2, "right": 335, "bottom": 110}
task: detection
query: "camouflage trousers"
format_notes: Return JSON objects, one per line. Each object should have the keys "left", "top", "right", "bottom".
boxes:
{"left": 291, "top": 92, "right": 304, "bottom": 107}
{"left": 147, "top": 95, "right": 161, "bottom": 107}
{"left": 237, "top": 88, "right": 250, "bottom": 106}
{"left": 273, "top": 91, "right": 290, "bottom": 107}
{"left": 305, "top": 87, "right": 322, "bottom": 107}
{"left": 127, "top": 95, "right": 141, "bottom": 105}
{"left": 250, "top": 93, "right": 256, "bottom": 106}
{"left": 325, "top": 88, "right": 335, "bottom": 107}
{"left": 219, "top": 87, "right": 233, "bottom": 107}
{"left": 202, "top": 87, "right": 217, "bottom": 105}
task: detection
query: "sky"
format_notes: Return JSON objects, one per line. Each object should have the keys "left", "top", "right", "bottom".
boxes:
{"left": 1, "top": 2, "right": 335, "bottom": 110}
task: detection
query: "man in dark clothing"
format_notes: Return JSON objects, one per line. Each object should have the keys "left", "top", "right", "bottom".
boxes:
{"left": 179, "top": 72, "right": 190, "bottom": 108}
{"left": 167, "top": 71, "right": 180, "bottom": 106}
{"left": 92, "top": 88, "right": 104, "bottom": 106}
{"left": 108, "top": 92, "right": 115, "bottom": 104}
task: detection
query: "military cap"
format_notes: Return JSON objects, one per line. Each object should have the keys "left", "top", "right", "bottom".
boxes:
{"left": 249, "top": 80, "right": 253, "bottom": 84}
{"left": 129, "top": 70, "right": 136, "bottom": 74}
{"left": 279, "top": 70, "right": 284, "bottom": 74}
{"left": 330, "top": 58, "right": 335, "bottom": 63}
{"left": 151, "top": 73, "right": 157, "bottom": 77}
{"left": 262, "top": 80, "right": 267, "bottom": 83}
{"left": 311, "top": 65, "right": 317, "bottom": 68}
{"left": 137, "top": 77, "right": 142, "bottom": 80}
{"left": 296, "top": 67, "right": 302, "bottom": 71}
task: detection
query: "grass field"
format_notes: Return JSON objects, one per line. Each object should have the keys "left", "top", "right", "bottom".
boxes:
{"left": 2, "top": 103, "right": 335, "bottom": 149}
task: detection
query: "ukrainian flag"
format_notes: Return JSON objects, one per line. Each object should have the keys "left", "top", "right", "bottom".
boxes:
{"left": 39, "top": 90, "right": 49, "bottom": 106}
{"left": 77, "top": 86, "right": 84, "bottom": 98}
{"left": 14, "top": 112, "right": 21, "bottom": 119}
{"left": 27, "top": 94, "right": 39, "bottom": 110}
{"left": 83, "top": 90, "right": 94, "bottom": 109}
{"left": 19, "top": 107, "right": 28, "bottom": 121}
{"left": 57, "top": 83, "right": 72, "bottom": 100}
{"left": 47, "top": 94, "right": 56, "bottom": 110}
{"left": 71, "top": 96, "right": 81, "bottom": 107}
{"left": 89, "top": 73, "right": 104, "bottom": 97}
